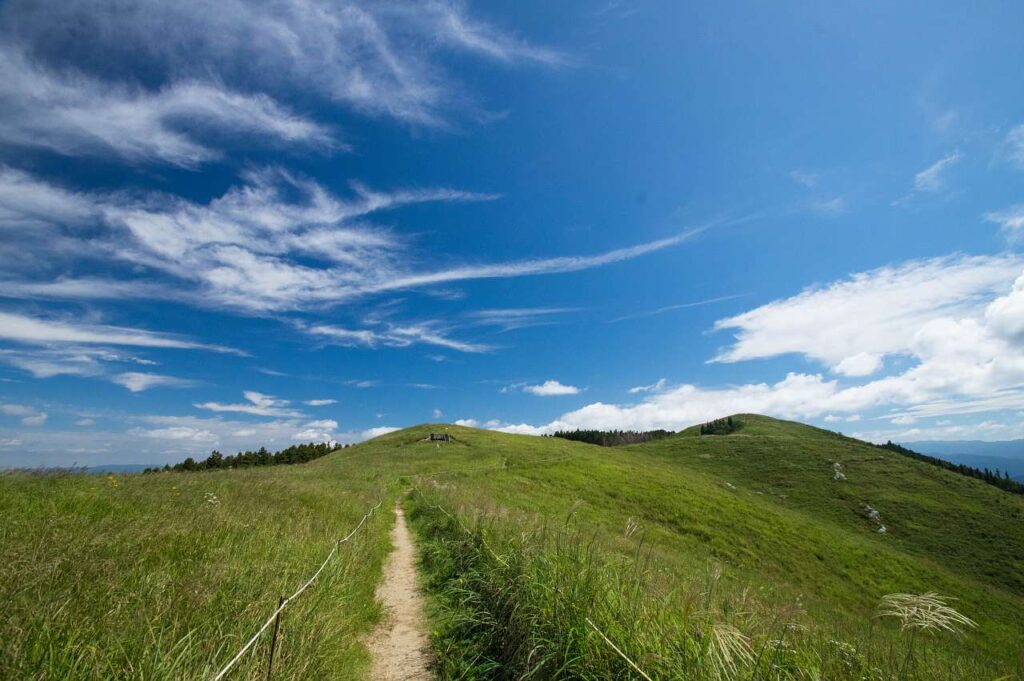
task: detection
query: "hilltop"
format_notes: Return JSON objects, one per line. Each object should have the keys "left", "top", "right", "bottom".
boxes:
{"left": 2, "top": 415, "right": 1022, "bottom": 679}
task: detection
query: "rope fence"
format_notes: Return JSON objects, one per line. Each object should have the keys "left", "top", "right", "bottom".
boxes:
{"left": 209, "top": 449, "right": 580, "bottom": 679}
{"left": 209, "top": 497, "right": 383, "bottom": 681}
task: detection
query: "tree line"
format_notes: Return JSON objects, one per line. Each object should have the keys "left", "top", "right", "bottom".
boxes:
{"left": 877, "top": 441, "right": 1024, "bottom": 495}
{"left": 549, "top": 429, "right": 674, "bottom": 447}
{"left": 699, "top": 416, "right": 741, "bottom": 435}
{"left": 145, "top": 441, "right": 347, "bottom": 473}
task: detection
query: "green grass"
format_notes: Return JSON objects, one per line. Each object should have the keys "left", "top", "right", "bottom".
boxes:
{"left": 3, "top": 417, "right": 1023, "bottom": 679}
{"left": 0, "top": 456, "right": 394, "bottom": 679}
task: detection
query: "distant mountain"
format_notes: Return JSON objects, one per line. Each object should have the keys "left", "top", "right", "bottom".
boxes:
{"left": 901, "top": 440, "right": 1024, "bottom": 482}
{"left": 83, "top": 464, "right": 154, "bottom": 474}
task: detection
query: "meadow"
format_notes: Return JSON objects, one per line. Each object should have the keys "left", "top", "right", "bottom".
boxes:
{"left": 3, "top": 416, "right": 1022, "bottom": 679}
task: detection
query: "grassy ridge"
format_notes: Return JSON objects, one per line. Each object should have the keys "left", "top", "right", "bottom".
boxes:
{"left": 397, "top": 420, "right": 1024, "bottom": 679}
{"left": 3, "top": 418, "right": 1023, "bottom": 679}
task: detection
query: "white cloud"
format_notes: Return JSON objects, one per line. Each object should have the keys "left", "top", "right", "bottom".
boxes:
{"left": 809, "top": 197, "right": 846, "bottom": 216}
{"left": 712, "top": 255, "right": 1021, "bottom": 374}
{"left": 789, "top": 170, "right": 818, "bottom": 188}
{"left": 432, "top": 408, "right": 444, "bottom": 419}
{"left": 1, "top": 403, "right": 47, "bottom": 426}
{"left": 2, "top": 0, "right": 563, "bottom": 128}
{"left": 454, "top": 418, "right": 478, "bottom": 427}
{"left": 610, "top": 294, "right": 742, "bottom": 323}
{"left": 111, "top": 372, "right": 194, "bottom": 393}
{"left": 0, "top": 310, "right": 239, "bottom": 352}
{"left": 913, "top": 152, "right": 962, "bottom": 193}
{"left": 194, "top": 390, "right": 304, "bottom": 417}
{"left": 0, "top": 47, "right": 333, "bottom": 167}
{"left": 292, "top": 419, "right": 338, "bottom": 441}
{"left": 1005, "top": 124, "right": 1024, "bottom": 168}
{"left": 501, "top": 260, "right": 1024, "bottom": 434}
{"left": 304, "top": 399, "right": 337, "bottom": 406}
{"left": 304, "top": 321, "right": 491, "bottom": 353}
{"left": 984, "top": 205, "right": 1024, "bottom": 240}
{"left": 629, "top": 378, "right": 667, "bottom": 394}
{"left": 75, "top": 418, "right": 95, "bottom": 426}
{"left": 0, "top": 413, "right": 396, "bottom": 467}
{"left": 834, "top": 352, "right": 883, "bottom": 377}
{"left": 467, "top": 307, "right": 577, "bottom": 331}
{"left": 0, "top": 166, "right": 96, "bottom": 228}
{"left": 823, "top": 414, "right": 861, "bottom": 423}
{"left": 0, "top": 169, "right": 698, "bottom": 315}
{"left": 138, "top": 426, "right": 218, "bottom": 443}
{"left": 522, "top": 380, "right": 581, "bottom": 396}
{"left": 362, "top": 426, "right": 400, "bottom": 440}
{"left": 1, "top": 403, "right": 35, "bottom": 416}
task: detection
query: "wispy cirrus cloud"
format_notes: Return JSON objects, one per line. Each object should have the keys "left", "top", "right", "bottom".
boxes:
{"left": 984, "top": 205, "right": 1024, "bottom": 241}
{"left": 893, "top": 152, "right": 963, "bottom": 205}
{"left": 1004, "top": 123, "right": 1024, "bottom": 169}
{"left": 0, "top": 310, "right": 240, "bottom": 353}
{"left": 1, "top": 0, "right": 564, "bottom": 130}
{"left": 111, "top": 372, "right": 195, "bottom": 393}
{"left": 610, "top": 294, "right": 742, "bottom": 323}
{"left": 303, "top": 320, "right": 492, "bottom": 354}
{"left": 0, "top": 47, "right": 334, "bottom": 167}
{"left": 0, "top": 168, "right": 700, "bottom": 316}
{"left": 194, "top": 390, "right": 304, "bottom": 418}
{"left": 467, "top": 307, "right": 578, "bottom": 331}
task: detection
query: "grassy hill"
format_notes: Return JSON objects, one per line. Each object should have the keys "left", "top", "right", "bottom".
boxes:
{"left": 2, "top": 416, "right": 1022, "bottom": 679}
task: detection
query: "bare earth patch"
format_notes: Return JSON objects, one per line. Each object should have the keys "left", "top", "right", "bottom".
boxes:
{"left": 367, "top": 503, "right": 433, "bottom": 680}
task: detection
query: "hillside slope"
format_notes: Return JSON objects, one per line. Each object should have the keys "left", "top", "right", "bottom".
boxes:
{"left": 402, "top": 417, "right": 1024, "bottom": 679}
{"left": 2, "top": 416, "right": 1022, "bottom": 679}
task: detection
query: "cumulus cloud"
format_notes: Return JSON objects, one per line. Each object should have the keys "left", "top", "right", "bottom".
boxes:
{"left": 499, "top": 261, "right": 1024, "bottom": 434}
{"left": 304, "top": 398, "right": 337, "bottom": 406}
{"left": 522, "top": 380, "right": 581, "bottom": 396}
{"left": 712, "top": 255, "right": 1021, "bottom": 374}
{"left": 361, "top": 426, "right": 400, "bottom": 439}
{"left": 0, "top": 402, "right": 47, "bottom": 426}
{"left": 292, "top": 419, "right": 338, "bottom": 441}
{"left": 0, "top": 412, "right": 398, "bottom": 467}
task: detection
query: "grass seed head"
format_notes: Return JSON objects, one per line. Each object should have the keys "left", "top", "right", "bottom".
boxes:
{"left": 877, "top": 593, "right": 977, "bottom": 635}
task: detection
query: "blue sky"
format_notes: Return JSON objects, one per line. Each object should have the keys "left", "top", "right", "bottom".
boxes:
{"left": 2, "top": 1, "right": 1024, "bottom": 466}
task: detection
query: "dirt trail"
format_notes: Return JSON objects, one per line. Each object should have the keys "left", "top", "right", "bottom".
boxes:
{"left": 367, "top": 503, "right": 433, "bottom": 680}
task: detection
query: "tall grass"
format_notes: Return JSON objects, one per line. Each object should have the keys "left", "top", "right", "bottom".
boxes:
{"left": 0, "top": 466, "right": 394, "bottom": 679}
{"left": 407, "top": 484, "right": 997, "bottom": 680}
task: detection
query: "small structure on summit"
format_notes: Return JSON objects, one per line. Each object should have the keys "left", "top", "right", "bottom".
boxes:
{"left": 428, "top": 433, "right": 450, "bottom": 442}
